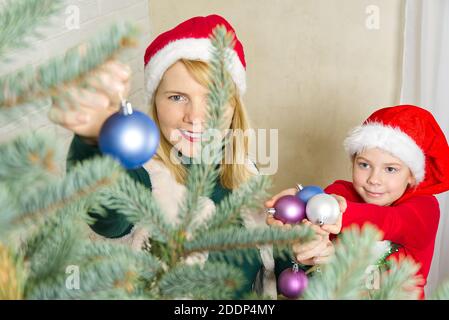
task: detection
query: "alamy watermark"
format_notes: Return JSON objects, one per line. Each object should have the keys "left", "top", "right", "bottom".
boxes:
{"left": 365, "top": 5, "right": 380, "bottom": 30}
{"left": 65, "top": 5, "right": 80, "bottom": 30}
{"left": 65, "top": 265, "right": 80, "bottom": 290}
{"left": 168, "top": 127, "right": 279, "bottom": 175}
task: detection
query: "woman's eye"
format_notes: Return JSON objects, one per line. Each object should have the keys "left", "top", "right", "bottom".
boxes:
{"left": 358, "top": 162, "right": 369, "bottom": 169}
{"left": 169, "top": 95, "right": 186, "bottom": 102}
{"left": 386, "top": 167, "right": 398, "bottom": 173}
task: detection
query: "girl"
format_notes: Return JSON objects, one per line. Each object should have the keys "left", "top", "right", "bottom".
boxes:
{"left": 49, "top": 15, "right": 275, "bottom": 299}
{"left": 266, "top": 105, "right": 449, "bottom": 299}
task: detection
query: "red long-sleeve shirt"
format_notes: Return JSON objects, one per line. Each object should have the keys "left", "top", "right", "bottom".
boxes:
{"left": 324, "top": 180, "right": 440, "bottom": 298}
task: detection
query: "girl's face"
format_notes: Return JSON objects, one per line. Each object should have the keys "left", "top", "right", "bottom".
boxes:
{"left": 352, "top": 148, "right": 416, "bottom": 206}
{"left": 155, "top": 61, "right": 235, "bottom": 158}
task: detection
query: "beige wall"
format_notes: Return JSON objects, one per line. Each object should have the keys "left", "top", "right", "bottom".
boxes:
{"left": 149, "top": 0, "right": 405, "bottom": 193}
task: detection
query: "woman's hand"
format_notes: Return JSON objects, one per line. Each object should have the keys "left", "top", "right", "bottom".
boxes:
{"left": 292, "top": 219, "right": 335, "bottom": 265}
{"left": 264, "top": 187, "right": 297, "bottom": 208}
{"left": 48, "top": 59, "right": 132, "bottom": 142}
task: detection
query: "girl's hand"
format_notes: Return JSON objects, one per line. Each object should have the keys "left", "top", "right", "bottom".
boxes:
{"left": 321, "top": 194, "right": 346, "bottom": 235}
{"left": 48, "top": 60, "right": 132, "bottom": 142}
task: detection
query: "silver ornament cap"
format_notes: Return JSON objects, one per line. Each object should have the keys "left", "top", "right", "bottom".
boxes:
{"left": 305, "top": 193, "right": 340, "bottom": 225}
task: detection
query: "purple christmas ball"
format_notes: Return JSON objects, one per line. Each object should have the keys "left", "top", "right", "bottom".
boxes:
{"left": 278, "top": 268, "right": 308, "bottom": 299}
{"left": 273, "top": 195, "right": 306, "bottom": 224}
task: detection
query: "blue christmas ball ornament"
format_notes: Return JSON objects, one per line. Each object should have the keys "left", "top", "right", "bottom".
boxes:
{"left": 99, "top": 100, "right": 159, "bottom": 169}
{"left": 295, "top": 184, "right": 324, "bottom": 203}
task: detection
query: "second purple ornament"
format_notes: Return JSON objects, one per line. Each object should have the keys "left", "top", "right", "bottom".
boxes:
{"left": 278, "top": 265, "right": 308, "bottom": 299}
{"left": 268, "top": 195, "right": 306, "bottom": 224}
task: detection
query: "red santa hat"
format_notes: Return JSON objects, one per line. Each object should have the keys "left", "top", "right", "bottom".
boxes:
{"left": 344, "top": 105, "right": 449, "bottom": 196}
{"left": 143, "top": 14, "right": 246, "bottom": 104}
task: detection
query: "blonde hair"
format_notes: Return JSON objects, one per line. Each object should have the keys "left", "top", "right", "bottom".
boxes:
{"left": 150, "top": 59, "right": 254, "bottom": 189}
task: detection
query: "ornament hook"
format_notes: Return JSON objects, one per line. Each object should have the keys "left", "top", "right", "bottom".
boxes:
{"left": 120, "top": 100, "right": 133, "bottom": 116}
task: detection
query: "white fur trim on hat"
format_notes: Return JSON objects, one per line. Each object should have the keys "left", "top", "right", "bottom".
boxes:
{"left": 144, "top": 38, "right": 246, "bottom": 104}
{"left": 343, "top": 122, "right": 425, "bottom": 183}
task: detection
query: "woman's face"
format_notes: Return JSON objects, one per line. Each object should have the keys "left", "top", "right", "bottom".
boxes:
{"left": 352, "top": 148, "right": 416, "bottom": 206}
{"left": 155, "top": 61, "right": 235, "bottom": 158}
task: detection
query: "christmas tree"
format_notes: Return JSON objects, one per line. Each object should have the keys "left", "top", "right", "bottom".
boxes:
{"left": 1, "top": 0, "right": 448, "bottom": 300}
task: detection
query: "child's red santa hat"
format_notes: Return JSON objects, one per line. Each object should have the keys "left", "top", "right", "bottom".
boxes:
{"left": 344, "top": 105, "right": 449, "bottom": 196}
{"left": 143, "top": 14, "right": 246, "bottom": 104}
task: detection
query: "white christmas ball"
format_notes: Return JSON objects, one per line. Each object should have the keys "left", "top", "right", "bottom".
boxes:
{"left": 305, "top": 193, "right": 340, "bottom": 225}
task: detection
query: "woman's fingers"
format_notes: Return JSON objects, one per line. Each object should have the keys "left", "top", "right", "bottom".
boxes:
{"left": 312, "top": 241, "right": 335, "bottom": 264}
{"left": 47, "top": 59, "right": 133, "bottom": 139}
{"left": 86, "top": 71, "right": 126, "bottom": 105}
{"left": 264, "top": 188, "right": 297, "bottom": 208}
{"left": 292, "top": 234, "right": 325, "bottom": 255}
{"left": 294, "top": 239, "right": 328, "bottom": 262}
{"left": 296, "top": 258, "right": 315, "bottom": 265}
{"left": 266, "top": 215, "right": 293, "bottom": 230}
{"left": 74, "top": 87, "right": 110, "bottom": 110}
{"left": 101, "top": 59, "right": 132, "bottom": 81}
{"left": 48, "top": 107, "right": 89, "bottom": 127}
{"left": 266, "top": 215, "right": 285, "bottom": 228}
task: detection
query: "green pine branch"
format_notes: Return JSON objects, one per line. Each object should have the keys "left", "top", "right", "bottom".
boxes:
{"left": 96, "top": 173, "right": 174, "bottom": 243}
{"left": 24, "top": 208, "right": 160, "bottom": 299}
{"left": 204, "top": 175, "right": 272, "bottom": 232}
{"left": 183, "top": 225, "right": 314, "bottom": 260}
{"left": 0, "top": 0, "right": 64, "bottom": 59}
{"left": 9, "top": 156, "right": 122, "bottom": 234}
{"left": 0, "top": 184, "right": 20, "bottom": 243}
{"left": 24, "top": 213, "right": 85, "bottom": 297}
{"left": 0, "top": 133, "right": 63, "bottom": 195}
{"left": 177, "top": 26, "right": 236, "bottom": 234}
{"left": 0, "top": 22, "right": 139, "bottom": 110}
{"left": 369, "top": 258, "right": 421, "bottom": 300}
{"left": 159, "top": 262, "right": 244, "bottom": 299}
{"left": 303, "top": 225, "right": 381, "bottom": 300}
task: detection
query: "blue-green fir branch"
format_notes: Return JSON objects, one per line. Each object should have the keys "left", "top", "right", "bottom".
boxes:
{"left": 0, "top": 132, "right": 63, "bottom": 194}
{"left": 303, "top": 225, "right": 382, "bottom": 300}
{"left": 184, "top": 225, "right": 314, "bottom": 259}
{"left": 21, "top": 199, "right": 95, "bottom": 260}
{"left": 0, "top": 100, "right": 51, "bottom": 133}
{"left": 177, "top": 26, "right": 235, "bottom": 234}
{"left": 207, "top": 26, "right": 235, "bottom": 126}
{"left": 369, "top": 258, "right": 421, "bottom": 300}
{"left": 204, "top": 175, "right": 272, "bottom": 232}
{"left": 0, "top": 184, "right": 20, "bottom": 243}
{"left": 0, "top": 0, "right": 64, "bottom": 59}
{"left": 0, "top": 22, "right": 139, "bottom": 108}
{"left": 24, "top": 215, "right": 85, "bottom": 297}
{"left": 96, "top": 173, "right": 173, "bottom": 243}
{"left": 24, "top": 210, "right": 159, "bottom": 299}
{"left": 159, "top": 262, "right": 244, "bottom": 299}
{"left": 13, "top": 156, "right": 123, "bottom": 229}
